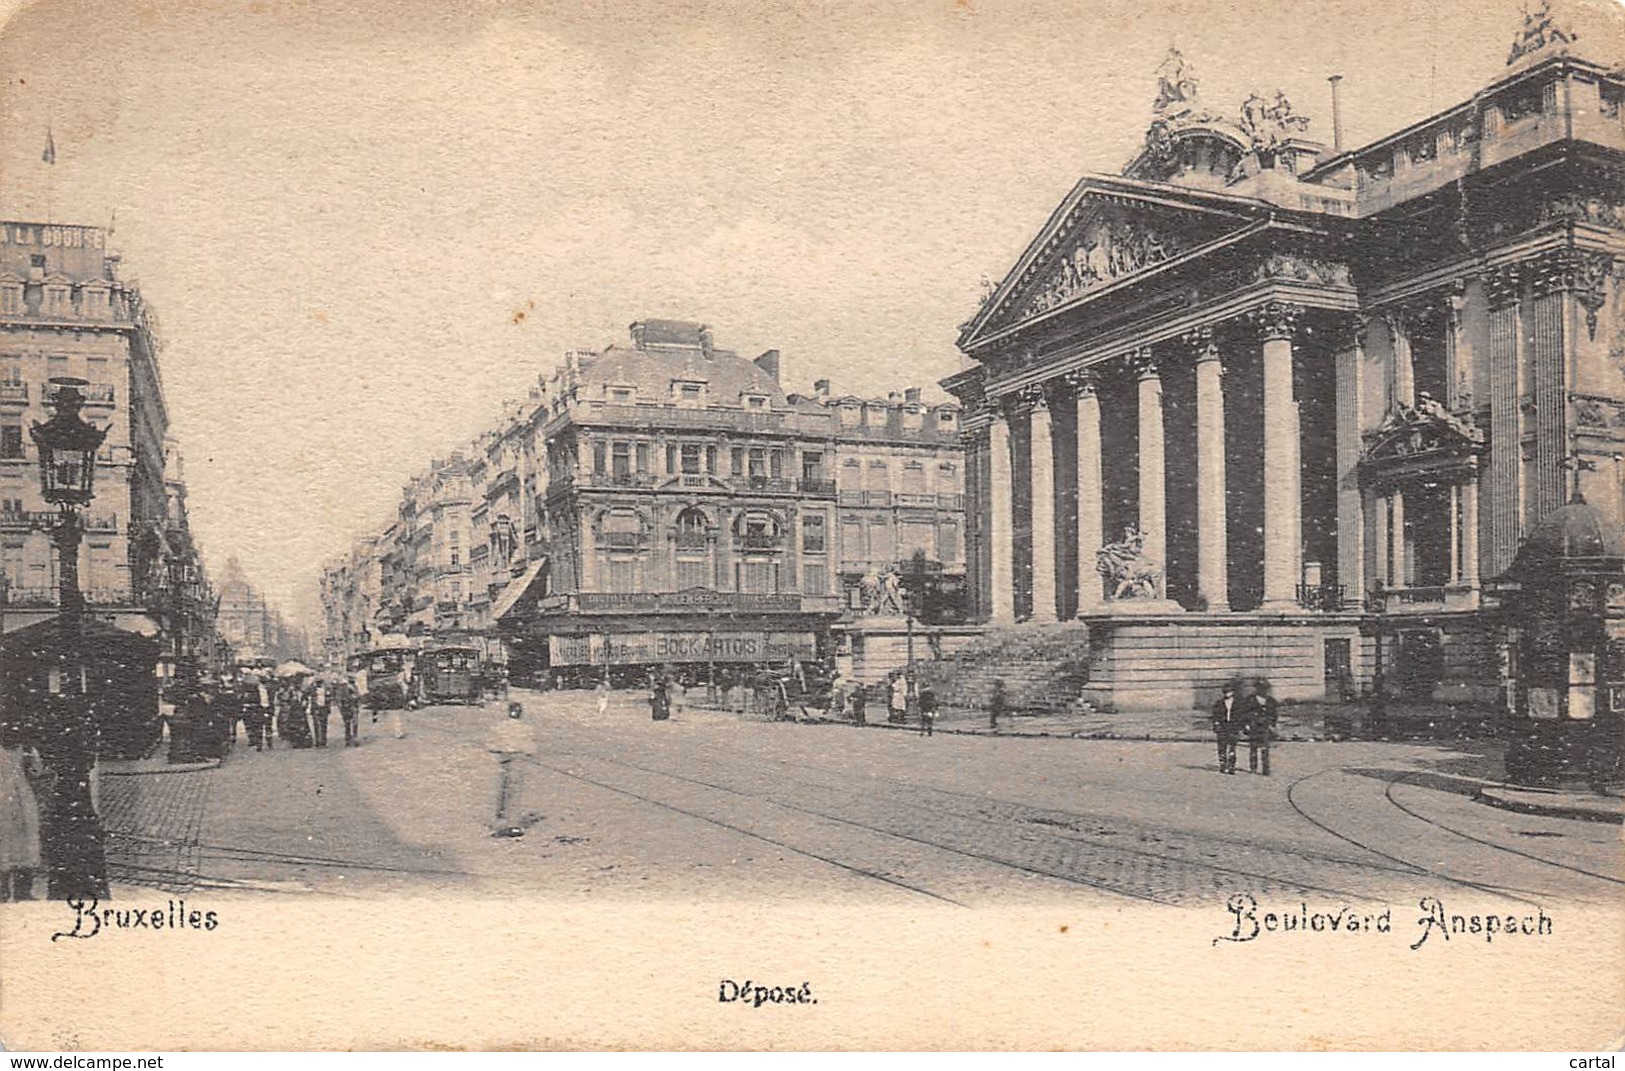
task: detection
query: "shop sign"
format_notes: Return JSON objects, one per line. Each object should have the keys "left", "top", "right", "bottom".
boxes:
{"left": 576, "top": 588, "right": 802, "bottom": 613}
{"left": 549, "top": 631, "right": 816, "bottom": 666}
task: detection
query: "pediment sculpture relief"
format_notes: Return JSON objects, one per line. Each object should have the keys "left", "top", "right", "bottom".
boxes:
{"left": 1022, "top": 212, "right": 1187, "bottom": 317}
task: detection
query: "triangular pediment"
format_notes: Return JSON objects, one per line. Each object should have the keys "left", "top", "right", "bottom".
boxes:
{"left": 959, "top": 176, "right": 1272, "bottom": 349}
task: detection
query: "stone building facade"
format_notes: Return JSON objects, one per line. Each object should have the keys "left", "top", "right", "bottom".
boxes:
{"left": 944, "top": 25, "right": 1625, "bottom": 712}
{"left": 0, "top": 220, "right": 214, "bottom": 660}
{"left": 320, "top": 319, "right": 967, "bottom": 680}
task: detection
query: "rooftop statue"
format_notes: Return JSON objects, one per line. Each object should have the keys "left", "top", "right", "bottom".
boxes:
{"left": 1152, "top": 45, "right": 1203, "bottom": 121}
{"left": 1508, "top": 0, "right": 1577, "bottom": 65}
{"left": 1238, "top": 90, "right": 1311, "bottom": 161}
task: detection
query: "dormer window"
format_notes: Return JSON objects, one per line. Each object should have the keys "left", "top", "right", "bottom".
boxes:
{"left": 673, "top": 379, "right": 707, "bottom": 404}
{"left": 742, "top": 393, "right": 768, "bottom": 410}
{"left": 80, "top": 281, "right": 110, "bottom": 320}
{"left": 902, "top": 405, "right": 924, "bottom": 430}
{"left": 606, "top": 383, "right": 636, "bottom": 403}
{"left": 42, "top": 275, "right": 73, "bottom": 318}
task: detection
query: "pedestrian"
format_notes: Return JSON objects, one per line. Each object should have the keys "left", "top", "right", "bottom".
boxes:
{"left": 486, "top": 705, "right": 538, "bottom": 837}
{"left": 889, "top": 673, "right": 908, "bottom": 725}
{"left": 239, "top": 679, "right": 265, "bottom": 751}
{"left": 989, "top": 678, "right": 1008, "bottom": 731}
{"left": 1211, "top": 682, "right": 1243, "bottom": 775}
{"left": 851, "top": 685, "right": 867, "bottom": 727}
{"left": 918, "top": 686, "right": 938, "bottom": 736}
{"left": 339, "top": 680, "right": 361, "bottom": 747}
{"left": 311, "top": 679, "right": 331, "bottom": 748}
{"left": 827, "top": 673, "right": 847, "bottom": 722}
{"left": 650, "top": 676, "right": 670, "bottom": 721}
{"left": 0, "top": 725, "right": 43, "bottom": 901}
{"left": 1246, "top": 680, "right": 1278, "bottom": 776}
{"left": 668, "top": 676, "right": 686, "bottom": 719}
{"left": 256, "top": 676, "right": 275, "bottom": 749}
{"left": 595, "top": 678, "right": 610, "bottom": 717}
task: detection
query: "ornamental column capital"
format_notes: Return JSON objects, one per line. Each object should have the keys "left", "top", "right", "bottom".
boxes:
{"left": 1481, "top": 261, "right": 1524, "bottom": 309}
{"left": 1063, "top": 367, "right": 1100, "bottom": 398}
{"left": 1017, "top": 383, "right": 1050, "bottom": 413}
{"left": 1128, "top": 345, "right": 1161, "bottom": 380}
{"left": 1249, "top": 300, "right": 1303, "bottom": 343}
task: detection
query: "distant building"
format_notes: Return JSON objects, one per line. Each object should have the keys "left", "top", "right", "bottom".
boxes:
{"left": 0, "top": 220, "right": 213, "bottom": 659}
{"left": 320, "top": 319, "right": 968, "bottom": 682}
{"left": 215, "top": 557, "right": 305, "bottom": 663}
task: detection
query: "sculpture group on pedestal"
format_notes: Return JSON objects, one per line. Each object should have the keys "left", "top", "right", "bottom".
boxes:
{"left": 858, "top": 567, "right": 907, "bottom": 616}
{"left": 1095, "top": 525, "right": 1165, "bottom": 601}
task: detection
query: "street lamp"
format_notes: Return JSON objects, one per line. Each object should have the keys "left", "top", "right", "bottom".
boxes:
{"left": 28, "top": 377, "right": 110, "bottom": 900}
{"left": 31, "top": 379, "right": 108, "bottom": 616}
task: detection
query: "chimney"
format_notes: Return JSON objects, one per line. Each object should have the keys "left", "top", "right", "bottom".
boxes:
{"left": 1328, "top": 75, "right": 1345, "bottom": 152}
{"left": 904, "top": 387, "right": 922, "bottom": 404}
{"left": 888, "top": 391, "right": 900, "bottom": 404}
{"left": 699, "top": 325, "right": 715, "bottom": 359}
{"left": 813, "top": 378, "right": 831, "bottom": 398}
{"left": 629, "top": 322, "right": 649, "bottom": 350}
{"left": 753, "top": 348, "right": 781, "bottom": 382}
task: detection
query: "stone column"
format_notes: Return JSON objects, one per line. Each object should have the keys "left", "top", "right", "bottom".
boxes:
{"left": 1383, "top": 307, "right": 1415, "bottom": 410}
{"left": 1369, "top": 492, "right": 1388, "bottom": 604}
{"left": 1334, "top": 317, "right": 1366, "bottom": 610}
{"left": 1390, "top": 489, "right": 1407, "bottom": 587}
{"left": 1024, "top": 384, "right": 1057, "bottom": 623}
{"left": 987, "top": 404, "right": 1015, "bottom": 624}
{"left": 1188, "top": 328, "right": 1229, "bottom": 612}
{"left": 1461, "top": 468, "right": 1480, "bottom": 589}
{"left": 1254, "top": 302, "right": 1303, "bottom": 611}
{"left": 1483, "top": 263, "right": 1523, "bottom": 576}
{"left": 1069, "top": 369, "right": 1105, "bottom": 614}
{"left": 1132, "top": 347, "right": 1167, "bottom": 598}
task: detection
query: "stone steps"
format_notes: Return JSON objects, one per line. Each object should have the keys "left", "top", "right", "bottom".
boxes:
{"left": 913, "top": 622, "right": 1093, "bottom": 714}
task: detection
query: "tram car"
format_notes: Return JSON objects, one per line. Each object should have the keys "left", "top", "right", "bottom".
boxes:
{"left": 353, "top": 646, "right": 417, "bottom": 711}
{"left": 414, "top": 645, "right": 485, "bottom": 707}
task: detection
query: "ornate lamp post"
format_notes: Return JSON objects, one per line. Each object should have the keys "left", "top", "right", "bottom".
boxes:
{"left": 29, "top": 378, "right": 110, "bottom": 900}
{"left": 31, "top": 379, "right": 108, "bottom": 616}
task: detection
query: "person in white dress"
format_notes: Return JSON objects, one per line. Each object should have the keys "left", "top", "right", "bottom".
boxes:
{"left": 0, "top": 734, "right": 44, "bottom": 900}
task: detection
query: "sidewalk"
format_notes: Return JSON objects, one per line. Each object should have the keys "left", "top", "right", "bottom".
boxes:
{"left": 1476, "top": 783, "right": 1625, "bottom": 823}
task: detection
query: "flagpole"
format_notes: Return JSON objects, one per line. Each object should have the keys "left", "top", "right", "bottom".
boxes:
{"left": 42, "top": 122, "right": 56, "bottom": 223}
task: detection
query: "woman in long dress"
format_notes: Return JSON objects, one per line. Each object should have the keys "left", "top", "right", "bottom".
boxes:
{"left": 0, "top": 733, "right": 43, "bottom": 901}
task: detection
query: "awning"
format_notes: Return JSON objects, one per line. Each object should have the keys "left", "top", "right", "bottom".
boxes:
{"left": 492, "top": 558, "right": 548, "bottom": 623}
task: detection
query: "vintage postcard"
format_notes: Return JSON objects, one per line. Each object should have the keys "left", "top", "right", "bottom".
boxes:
{"left": 1, "top": 0, "right": 1623, "bottom": 1052}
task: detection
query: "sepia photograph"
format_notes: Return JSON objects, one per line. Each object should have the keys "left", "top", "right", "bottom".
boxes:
{"left": 0, "top": 0, "right": 1622, "bottom": 1052}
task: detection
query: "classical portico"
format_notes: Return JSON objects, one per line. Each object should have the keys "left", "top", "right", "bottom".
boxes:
{"left": 946, "top": 31, "right": 1625, "bottom": 713}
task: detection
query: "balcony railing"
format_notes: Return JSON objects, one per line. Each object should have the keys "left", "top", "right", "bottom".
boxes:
{"left": 0, "top": 383, "right": 25, "bottom": 403}
{"left": 44, "top": 382, "right": 115, "bottom": 407}
{"left": 728, "top": 475, "right": 796, "bottom": 495}
{"left": 1369, "top": 583, "right": 1480, "bottom": 612}
{"left": 894, "top": 492, "right": 936, "bottom": 508}
{"left": 937, "top": 493, "right": 964, "bottom": 510}
{"left": 0, "top": 508, "right": 117, "bottom": 532}
{"left": 863, "top": 490, "right": 891, "bottom": 507}
{"left": 738, "top": 532, "right": 783, "bottom": 551}
{"left": 1295, "top": 583, "right": 1348, "bottom": 612}
{"left": 797, "top": 477, "right": 837, "bottom": 496}
{"left": 582, "top": 471, "right": 658, "bottom": 489}
{"left": 562, "top": 401, "right": 835, "bottom": 436}
{"left": 674, "top": 534, "right": 710, "bottom": 552}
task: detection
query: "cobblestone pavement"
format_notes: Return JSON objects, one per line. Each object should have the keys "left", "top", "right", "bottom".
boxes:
{"left": 103, "top": 689, "right": 1624, "bottom": 907}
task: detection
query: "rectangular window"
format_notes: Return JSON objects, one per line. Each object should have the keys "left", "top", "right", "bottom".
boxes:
{"left": 706, "top": 445, "right": 717, "bottom": 474}
{"left": 612, "top": 441, "right": 631, "bottom": 479}
{"left": 635, "top": 443, "right": 651, "bottom": 475}
{"left": 802, "top": 452, "right": 824, "bottom": 481}
{"left": 802, "top": 514, "right": 826, "bottom": 553}
{"left": 667, "top": 443, "right": 679, "bottom": 474}
{"left": 738, "top": 560, "right": 778, "bottom": 594}
{"left": 803, "top": 563, "right": 828, "bottom": 596}
{"left": 675, "top": 558, "right": 709, "bottom": 590}
{"left": 592, "top": 441, "right": 607, "bottom": 474}
{"left": 731, "top": 448, "right": 744, "bottom": 476}
{"left": 747, "top": 448, "right": 766, "bottom": 478}
{"left": 842, "top": 518, "right": 864, "bottom": 560}
{"left": 0, "top": 422, "right": 22, "bottom": 460}
{"left": 901, "top": 462, "right": 926, "bottom": 494}
{"left": 937, "top": 520, "right": 960, "bottom": 561}
{"left": 770, "top": 450, "right": 784, "bottom": 479}
{"left": 606, "top": 559, "right": 637, "bottom": 593}
{"left": 681, "top": 443, "right": 702, "bottom": 475}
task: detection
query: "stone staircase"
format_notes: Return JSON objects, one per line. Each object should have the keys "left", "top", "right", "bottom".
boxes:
{"left": 913, "top": 622, "right": 1094, "bottom": 715}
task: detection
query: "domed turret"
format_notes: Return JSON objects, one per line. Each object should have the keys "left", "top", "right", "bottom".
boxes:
{"left": 1510, "top": 493, "right": 1625, "bottom": 575}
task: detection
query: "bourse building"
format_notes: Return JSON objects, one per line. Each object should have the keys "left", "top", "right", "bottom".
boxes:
{"left": 944, "top": 22, "right": 1625, "bottom": 712}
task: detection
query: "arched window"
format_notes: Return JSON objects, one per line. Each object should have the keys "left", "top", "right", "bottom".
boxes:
{"left": 675, "top": 507, "right": 709, "bottom": 548}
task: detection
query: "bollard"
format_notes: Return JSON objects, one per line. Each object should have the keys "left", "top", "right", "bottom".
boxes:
{"left": 507, "top": 701, "right": 524, "bottom": 718}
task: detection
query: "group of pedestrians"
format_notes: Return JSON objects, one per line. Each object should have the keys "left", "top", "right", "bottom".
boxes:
{"left": 163, "top": 669, "right": 375, "bottom": 761}
{"left": 0, "top": 686, "right": 109, "bottom": 902}
{"left": 1210, "top": 680, "right": 1279, "bottom": 776}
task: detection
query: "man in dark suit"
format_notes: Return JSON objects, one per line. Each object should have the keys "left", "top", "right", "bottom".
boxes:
{"left": 1210, "top": 683, "right": 1242, "bottom": 775}
{"left": 1246, "top": 681, "right": 1279, "bottom": 776}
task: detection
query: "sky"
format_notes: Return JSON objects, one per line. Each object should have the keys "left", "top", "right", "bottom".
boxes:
{"left": 0, "top": 0, "right": 1620, "bottom": 626}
